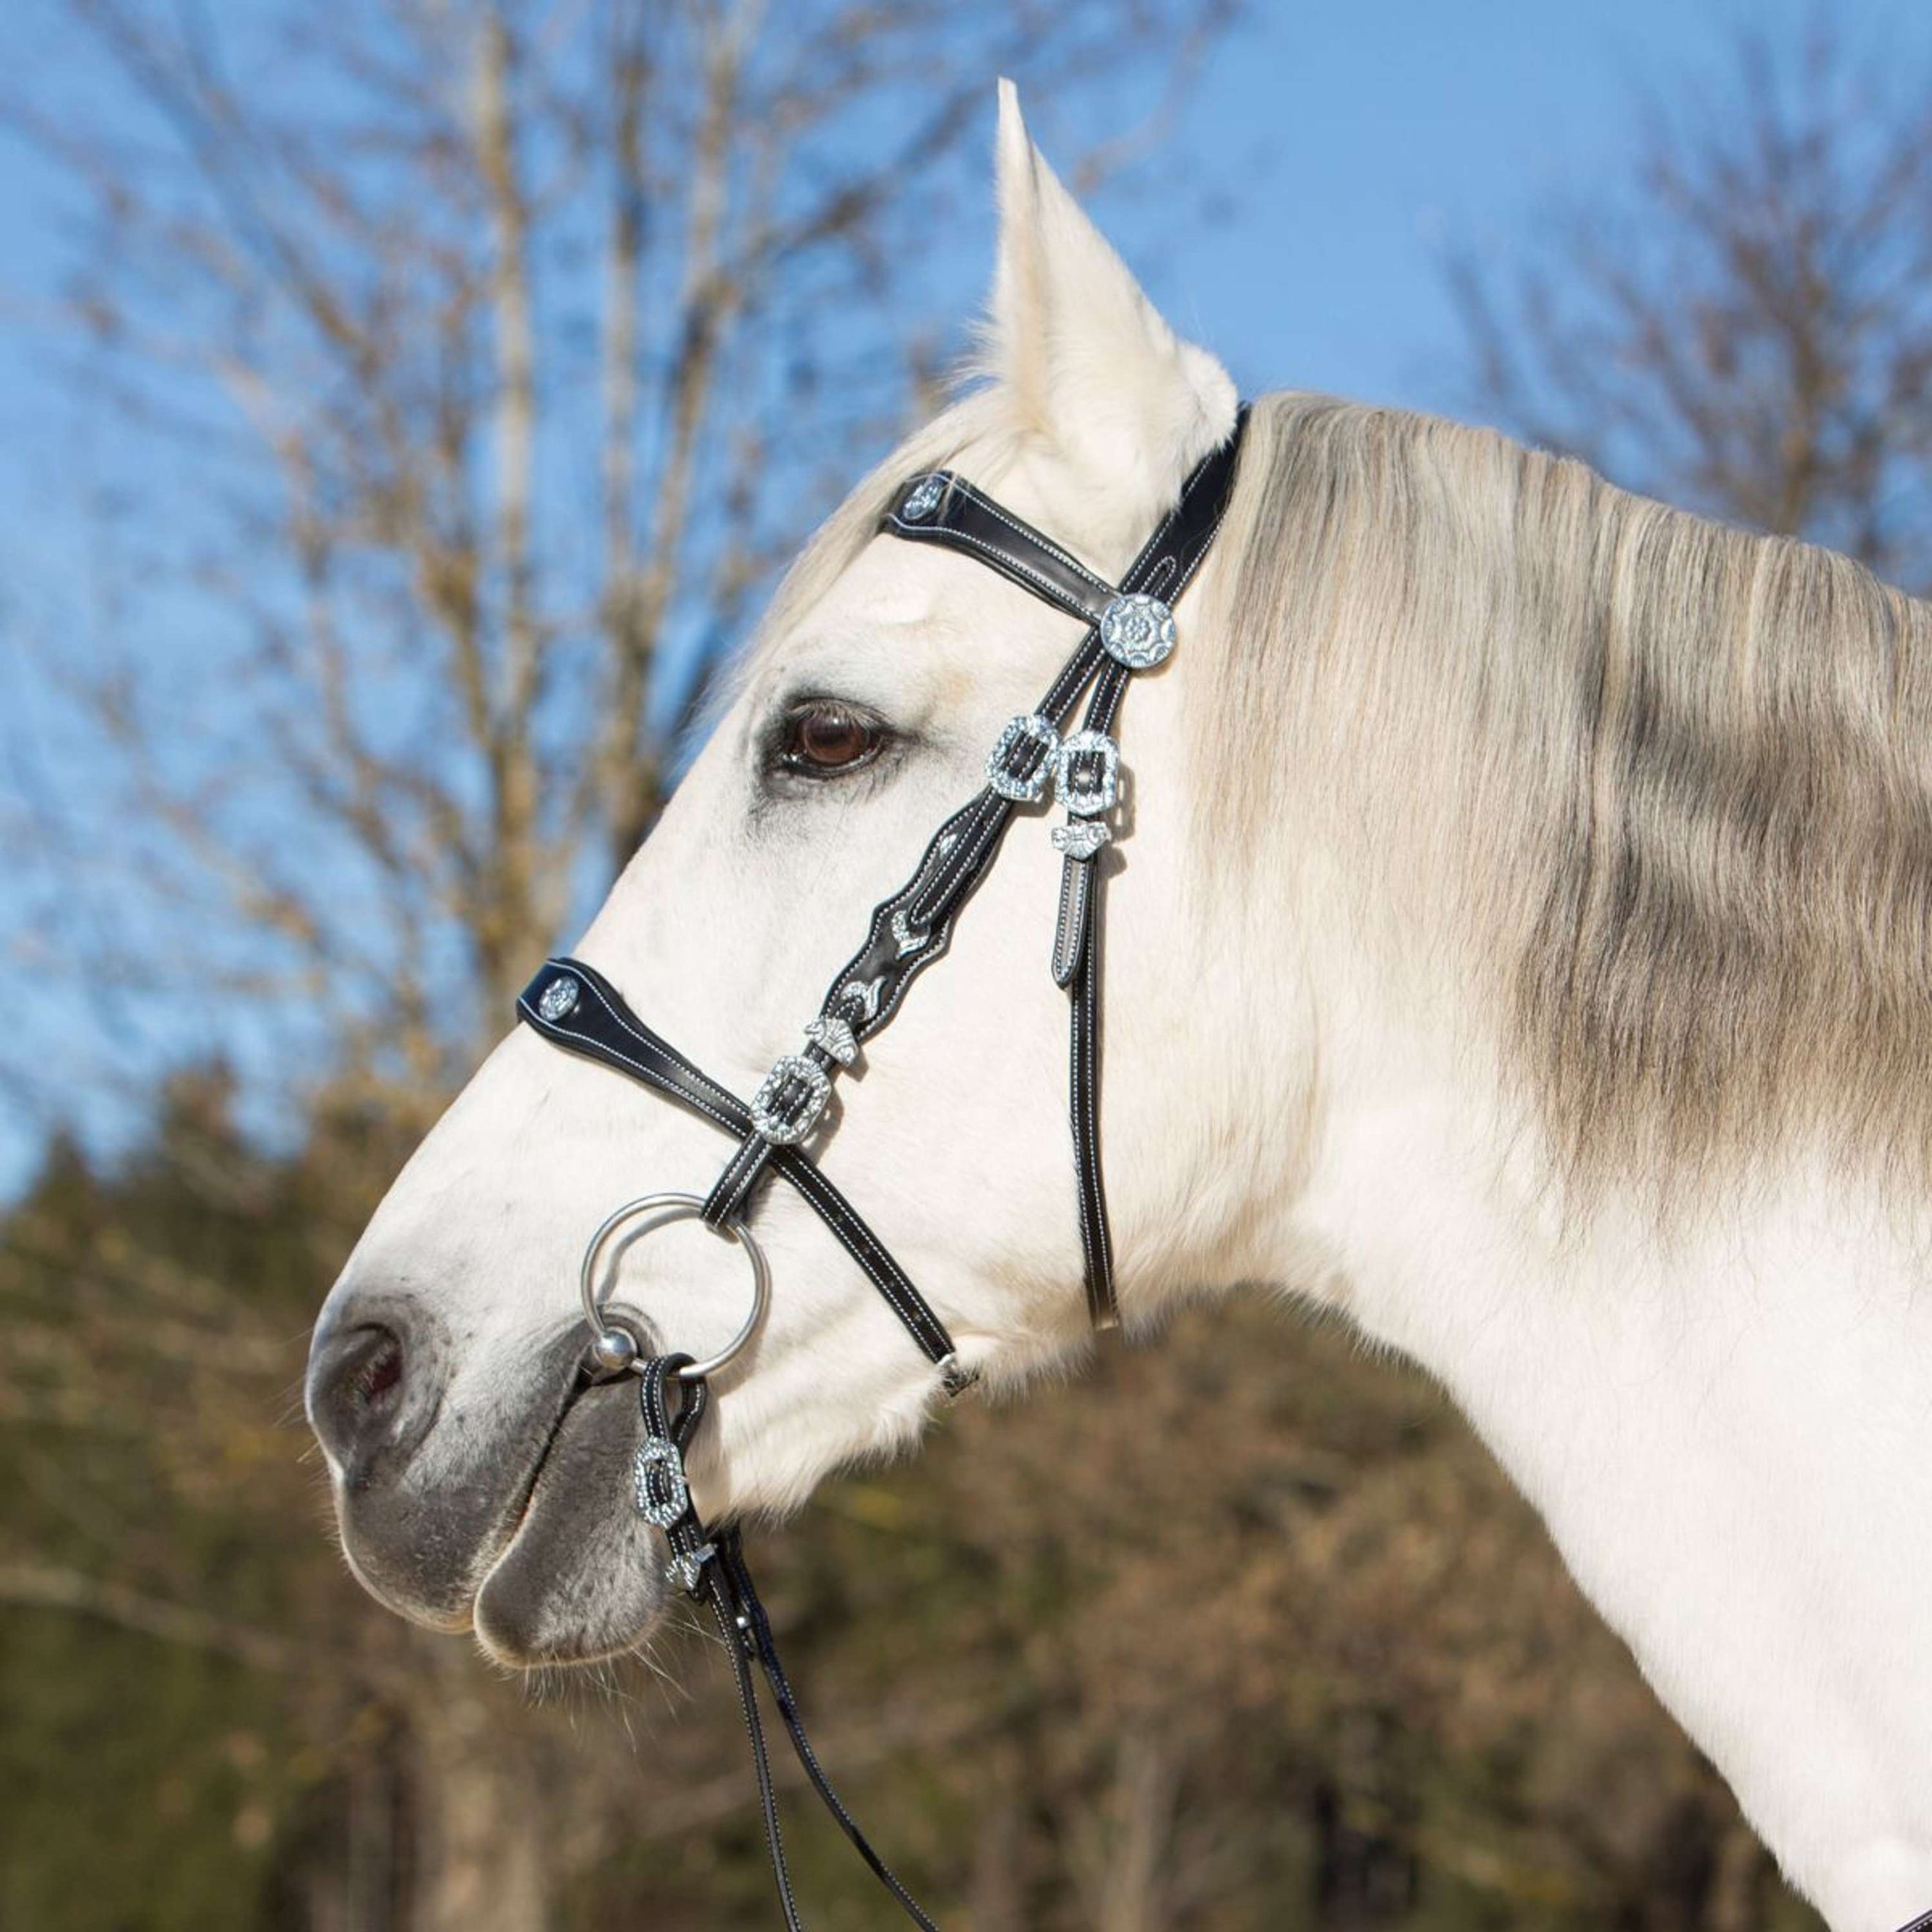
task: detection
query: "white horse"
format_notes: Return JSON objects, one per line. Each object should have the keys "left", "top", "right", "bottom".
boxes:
{"left": 308, "top": 83, "right": 1932, "bottom": 1929}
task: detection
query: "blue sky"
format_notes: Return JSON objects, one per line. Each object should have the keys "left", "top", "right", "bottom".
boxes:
{"left": 1159, "top": 0, "right": 1931, "bottom": 410}
{"left": 2, "top": 0, "right": 1927, "bottom": 1197}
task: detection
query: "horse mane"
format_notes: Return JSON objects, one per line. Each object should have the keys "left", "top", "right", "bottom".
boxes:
{"left": 1202, "top": 391, "right": 1932, "bottom": 1197}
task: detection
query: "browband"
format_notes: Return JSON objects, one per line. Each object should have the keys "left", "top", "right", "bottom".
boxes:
{"left": 519, "top": 408, "right": 1247, "bottom": 1372}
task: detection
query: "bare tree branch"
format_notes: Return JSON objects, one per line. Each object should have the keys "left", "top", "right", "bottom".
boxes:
{"left": 0, "top": 1557, "right": 305, "bottom": 1673}
{"left": 1450, "top": 23, "right": 1932, "bottom": 592}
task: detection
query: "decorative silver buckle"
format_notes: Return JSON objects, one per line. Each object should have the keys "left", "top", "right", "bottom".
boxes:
{"left": 633, "top": 1436, "right": 690, "bottom": 1527}
{"left": 804, "top": 1013, "right": 858, "bottom": 1066}
{"left": 751, "top": 1053, "right": 831, "bottom": 1144}
{"left": 664, "top": 1541, "right": 717, "bottom": 1595}
{"left": 1056, "top": 730, "right": 1120, "bottom": 817}
{"left": 986, "top": 714, "right": 1060, "bottom": 802}
{"left": 1052, "top": 820, "right": 1110, "bottom": 859}
{"left": 1099, "top": 593, "right": 1176, "bottom": 670}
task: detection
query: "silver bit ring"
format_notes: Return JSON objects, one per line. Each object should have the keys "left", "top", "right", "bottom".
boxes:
{"left": 577, "top": 1191, "right": 771, "bottom": 1382}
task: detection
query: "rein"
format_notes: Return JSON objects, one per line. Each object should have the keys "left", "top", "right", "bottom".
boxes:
{"left": 515, "top": 418, "right": 1246, "bottom": 1925}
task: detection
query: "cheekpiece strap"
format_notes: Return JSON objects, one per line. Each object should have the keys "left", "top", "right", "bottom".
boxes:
{"left": 869, "top": 409, "right": 1250, "bottom": 1330}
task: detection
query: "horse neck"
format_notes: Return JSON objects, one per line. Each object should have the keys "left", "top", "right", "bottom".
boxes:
{"left": 1275, "top": 971, "right": 1932, "bottom": 1928}
{"left": 1171, "top": 421, "right": 1932, "bottom": 1923}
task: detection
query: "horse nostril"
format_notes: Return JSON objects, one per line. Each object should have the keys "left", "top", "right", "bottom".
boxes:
{"left": 309, "top": 1319, "right": 410, "bottom": 1469}
{"left": 356, "top": 1333, "right": 405, "bottom": 1407}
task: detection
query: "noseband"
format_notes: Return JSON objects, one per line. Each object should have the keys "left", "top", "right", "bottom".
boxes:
{"left": 515, "top": 412, "right": 1248, "bottom": 1928}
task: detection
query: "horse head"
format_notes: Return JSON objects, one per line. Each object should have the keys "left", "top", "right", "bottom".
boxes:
{"left": 305, "top": 84, "right": 1273, "bottom": 1666}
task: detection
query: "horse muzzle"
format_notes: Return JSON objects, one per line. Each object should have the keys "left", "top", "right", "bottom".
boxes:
{"left": 307, "top": 1303, "right": 668, "bottom": 1660}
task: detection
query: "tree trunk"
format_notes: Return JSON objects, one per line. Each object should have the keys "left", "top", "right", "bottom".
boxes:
{"left": 406, "top": 1651, "right": 553, "bottom": 1932}
{"left": 1312, "top": 1709, "right": 1418, "bottom": 1930}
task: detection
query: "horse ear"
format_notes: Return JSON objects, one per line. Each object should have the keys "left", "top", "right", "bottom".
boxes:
{"left": 986, "top": 80, "right": 1236, "bottom": 501}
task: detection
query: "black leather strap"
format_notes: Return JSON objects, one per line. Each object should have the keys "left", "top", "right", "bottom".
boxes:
{"left": 885, "top": 470, "right": 1115, "bottom": 627}
{"left": 704, "top": 1131, "right": 777, "bottom": 1229}
{"left": 1062, "top": 659, "right": 1129, "bottom": 1326}
{"left": 712, "top": 1532, "right": 940, "bottom": 1931}
{"left": 634, "top": 1356, "right": 940, "bottom": 1932}
{"left": 518, "top": 959, "right": 963, "bottom": 1378}
{"left": 875, "top": 419, "right": 1248, "bottom": 1330}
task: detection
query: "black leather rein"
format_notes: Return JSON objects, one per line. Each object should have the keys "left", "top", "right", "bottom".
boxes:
{"left": 513, "top": 412, "right": 1248, "bottom": 1928}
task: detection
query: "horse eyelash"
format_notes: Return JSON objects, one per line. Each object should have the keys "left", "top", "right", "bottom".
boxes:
{"left": 759, "top": 694, "right": 901, "bottom": 783}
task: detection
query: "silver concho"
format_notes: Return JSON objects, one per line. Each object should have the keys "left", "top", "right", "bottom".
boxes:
{"left": 804, "top": 1013, "right": 859, "bottom": 1067}
{"left": 537, "top": 974, "right": 580, "bottom": 1022}
{"left": 632, "top": 1437, "right": 690, "bottom": 1528}
{"left": 1051, "top": 819, "right": 1111, "bottom": 860}
{"left": 1056, "top": 730, "right": 1120, "bottom": 817}
{"left": 751, "top": 1053, "right": 831, "bottom": 1145}
{"left": 986, "top": 714, "right": 1061, "bottom": 803}
{"left": 902, "top": 473, "right": 946, "bottom": 521}
{"left": 1099, "top": 593, "right": 1176, "bottom": 670}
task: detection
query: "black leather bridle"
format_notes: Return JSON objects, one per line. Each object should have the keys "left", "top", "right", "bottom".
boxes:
{"left": 513, "top": 419, "right": 1247, "bottom": 1926}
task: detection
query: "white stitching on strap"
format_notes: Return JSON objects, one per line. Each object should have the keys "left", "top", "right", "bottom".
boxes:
{"left": 547, "top": 974, "right": 747, "bottom": 1139}
{"left": 886, "top": 514, "right": 1101, "bottom": 624}
{"left": 530, "top": 980, "right": 950, "bottom": 1358}
{"left": 949, "top": 479, "right": 1116, "bottom": 601}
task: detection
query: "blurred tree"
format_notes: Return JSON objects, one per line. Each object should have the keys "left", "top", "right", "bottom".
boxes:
{"left": 1450, "top": 22, "right": 1932, "bottom": 592}
{"left": 0, "top": 4, "right": 1238, "bottom": 1928}
{"left": 2, "top": 0, "right": 1231, "bottom": 1128}
{"left": 0, "top": 1079, "right": 612, "bottom": 1931}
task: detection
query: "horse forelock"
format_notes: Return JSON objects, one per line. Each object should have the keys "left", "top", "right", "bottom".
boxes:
{"left": 1197, "top": 389, "right": 1932, "bottom": 1205}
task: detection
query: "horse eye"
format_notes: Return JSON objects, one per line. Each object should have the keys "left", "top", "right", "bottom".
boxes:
{"left": 777, "top": 701, "right": 884, "bottom": 777}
